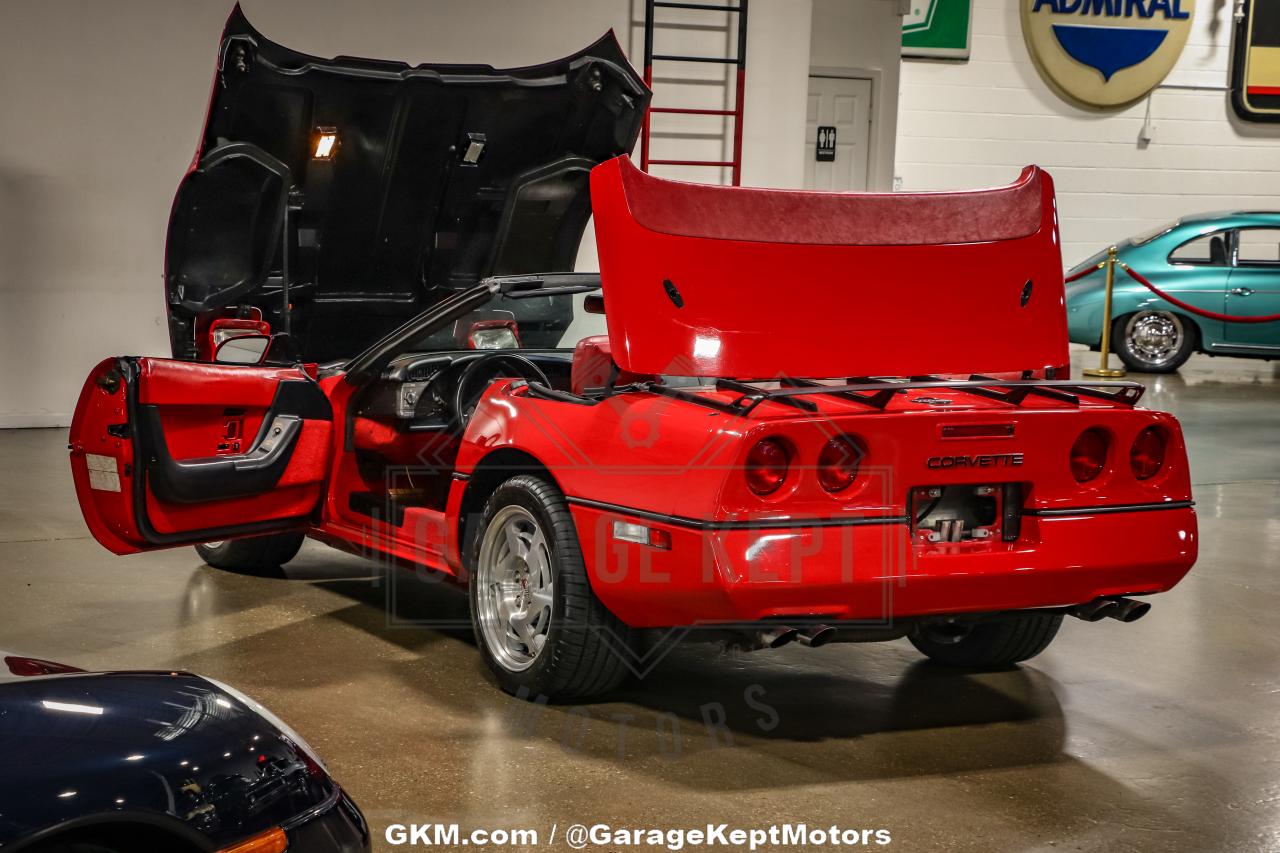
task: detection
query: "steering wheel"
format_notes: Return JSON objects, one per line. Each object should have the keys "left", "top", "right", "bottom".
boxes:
{"left": 449, "top": 352, "right": 550, "bottom": 429}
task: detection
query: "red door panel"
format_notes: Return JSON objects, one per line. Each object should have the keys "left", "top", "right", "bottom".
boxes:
{"left": 69, "top": 357, "right": 333, "bottom": 554}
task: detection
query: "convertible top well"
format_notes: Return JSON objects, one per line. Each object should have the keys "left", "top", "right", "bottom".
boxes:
{"left": 590, "top": 156, "right": 1069, "bottom": 379}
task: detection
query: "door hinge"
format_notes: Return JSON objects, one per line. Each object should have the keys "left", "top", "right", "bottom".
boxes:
{"left": 96, "top": 368, "right": 123, "bottom": 395}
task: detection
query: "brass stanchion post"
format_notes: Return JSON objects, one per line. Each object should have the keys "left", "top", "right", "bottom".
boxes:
{"left": 1083, "top": 245, "right": 1127, "bottom": 378}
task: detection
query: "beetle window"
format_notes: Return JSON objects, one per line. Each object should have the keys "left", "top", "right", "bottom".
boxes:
{"left": 1133, "top": 219, "right": 1180, "bottom": 246}
{"left": 1235, "top": 228, "right": 1280, "bottom": 267}
{"left": 1169, "top": 232, "right": 1229, "bottom": 266}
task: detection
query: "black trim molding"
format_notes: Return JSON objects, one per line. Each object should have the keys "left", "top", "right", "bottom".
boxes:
{"left": 565, "top": 496, "right": 909, "bottom": 530}
{"left": 1024, "top": 500, "right": 1195, "bottom": 518}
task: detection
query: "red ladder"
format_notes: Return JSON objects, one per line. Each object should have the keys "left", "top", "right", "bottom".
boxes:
{"left": 641, "top": 0, "right": 749, "bottom": 186}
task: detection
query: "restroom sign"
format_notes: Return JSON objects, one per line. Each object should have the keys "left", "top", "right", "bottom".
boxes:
{"left": 816, "top": 126, "right": 836, "bottom": 162}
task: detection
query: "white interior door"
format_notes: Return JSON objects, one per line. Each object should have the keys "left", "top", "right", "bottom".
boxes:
{"left": 804, "top": 75, "right": 873, "bottom": 191}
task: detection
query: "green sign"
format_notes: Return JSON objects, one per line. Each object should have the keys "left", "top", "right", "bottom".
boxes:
{"left": 902, "top": 0, "right": 972, "bottom": 60}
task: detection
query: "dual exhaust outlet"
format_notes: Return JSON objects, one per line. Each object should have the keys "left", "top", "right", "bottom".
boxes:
{"left": 757, "top": 624, "right": 835, "bottom": 649}
{"left": 743, "top": 597, "right": 1149, "bottom": 650}
{"left": 1070, "top": 596, "right": 1151, "bottom": 623}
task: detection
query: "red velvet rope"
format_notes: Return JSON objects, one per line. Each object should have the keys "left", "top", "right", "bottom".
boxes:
{"left": 1120, "top": 263, "right": 1280, "bottom": 324}
{"left": 1063, "top": 263, "right": 1103, "bottom": 284}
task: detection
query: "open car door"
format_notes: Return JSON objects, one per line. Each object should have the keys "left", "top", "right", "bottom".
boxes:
{"left": 68, "top": 358, "right": 333, "bottom": 555}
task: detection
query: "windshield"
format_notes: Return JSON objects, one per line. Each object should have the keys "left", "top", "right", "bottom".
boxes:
{"left": 399, "top": 288, "right": 607, "bottom": 353}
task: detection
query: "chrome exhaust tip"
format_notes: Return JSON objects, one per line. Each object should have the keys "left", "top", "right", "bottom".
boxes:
{"left": 1071, "top": 599, "right": 1119, "bottom": 622}
{"left": 759, "top": 626, "right": 800, "bottom": 649}
{"left": 1105, "top": 598, "right": 1151, "bottom": 623}
{"left": 796, "top": 625, "right": 836, "bottom": 648}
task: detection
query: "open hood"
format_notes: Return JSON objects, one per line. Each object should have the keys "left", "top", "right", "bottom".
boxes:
{"left": 590, "top": 156, "right": 1069, "bottom": 379}
{"left": 166, "top": 6, "right": 648, "bottom": 361}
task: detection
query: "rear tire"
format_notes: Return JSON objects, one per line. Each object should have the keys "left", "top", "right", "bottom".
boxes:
{"left": 195, "top": 533, "right": 304, "bottom": 575}
{"left": 909, "top": 613, "right": 1063, "bottom": 667}
{"left": 469, "top": 475, "right": 634, "bottom": 701}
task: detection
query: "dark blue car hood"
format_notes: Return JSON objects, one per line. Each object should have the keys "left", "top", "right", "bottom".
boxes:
{"left": 0, "top": 662, "right": 335, "bottom": 850}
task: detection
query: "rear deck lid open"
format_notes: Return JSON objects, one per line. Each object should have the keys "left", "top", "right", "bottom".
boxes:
{"left": 590, "top": 156, "right": 1068, "bottom": 379}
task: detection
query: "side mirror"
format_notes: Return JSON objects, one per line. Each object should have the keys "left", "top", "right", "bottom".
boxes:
{"left": 214, "top": 334, "right": 271, "bottom": 365}
{"left": 206, "top": 317, "right": 271, "bottom": 362}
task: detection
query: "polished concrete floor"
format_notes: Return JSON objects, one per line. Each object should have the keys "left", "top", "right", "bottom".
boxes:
{"left": 2, "top": 350, "right": 1278, "bottom": 852}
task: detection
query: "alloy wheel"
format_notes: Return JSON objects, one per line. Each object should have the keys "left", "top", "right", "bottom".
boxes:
{"left": 475, "top": 505, "right": 555, "bottom": 672}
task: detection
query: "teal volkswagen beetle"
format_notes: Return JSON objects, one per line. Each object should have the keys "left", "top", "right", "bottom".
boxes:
{"left": 1066, "top": 212, "right": 1280, "bottom": 372}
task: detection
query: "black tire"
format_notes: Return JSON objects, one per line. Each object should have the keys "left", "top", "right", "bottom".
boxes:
{"left": 195, "top": 532, "right": 305, "bottom": 574}
{"left": 1112, "top": 311, "right": 1196, "bottom": 373}
{"left": 909, "top": 613, "right": 1063, "bottom": 668}
{"left": 468, "top": 475, "right": 634, "bottom": 701}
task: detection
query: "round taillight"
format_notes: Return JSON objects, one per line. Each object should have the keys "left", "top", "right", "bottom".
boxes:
{"left": 746, "top": 438, "right": 789, "bottom": 496}
{"left": 1130, "top": 427, "right": 1167, "bottom": 480}
{"left": 817, "top": 436, "right": 862, "bottom": 492}
{"left": 1070, "top": 428, "right": 1109, "bottom": 483}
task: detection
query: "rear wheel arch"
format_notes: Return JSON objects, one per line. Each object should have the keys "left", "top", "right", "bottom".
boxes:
{"left": 458, "top": 448, "right": 565, "bottom": 572}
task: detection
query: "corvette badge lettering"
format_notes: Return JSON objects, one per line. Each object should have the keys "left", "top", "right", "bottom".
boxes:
{"left": 927, "top": 453, "right": 1025, "bottom": 469}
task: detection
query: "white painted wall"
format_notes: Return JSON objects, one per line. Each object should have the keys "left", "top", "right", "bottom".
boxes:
{"left": 810, "top": 0, "right": 902, "bottom": 191}
{"left": 0, "top": 0, "right": 824, "bottom": 426}
{"left": 897, "top": 0, "right": 1280, "bottom": 269}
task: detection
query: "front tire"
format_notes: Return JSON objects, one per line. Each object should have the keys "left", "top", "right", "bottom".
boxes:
{"left": 469, "top": 475, "right": 633, "bottom": 701}
{"left": 909, "top": 613, "right": 1063, "bottom": 668}
{"left": 195, "top": 533, "right": 304, "bottom": 575}
{"left": 1113, "top": 311, "right": 1196, "bottom": 373}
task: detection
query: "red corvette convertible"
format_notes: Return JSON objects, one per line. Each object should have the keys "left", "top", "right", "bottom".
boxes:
{"left": 69, "top": 10, "right": 1197, "bottom": 700}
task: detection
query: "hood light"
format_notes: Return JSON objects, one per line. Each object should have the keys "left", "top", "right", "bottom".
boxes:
{"left": 313, "top": 128, "right": 338, "bottom": 160}
{"left": 471, "top": 328, "right": 519, "bottom": 350}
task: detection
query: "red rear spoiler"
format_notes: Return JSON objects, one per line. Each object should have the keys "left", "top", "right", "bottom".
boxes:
{"left": 591, "top": 157, "right": 1069, "bottom": 379}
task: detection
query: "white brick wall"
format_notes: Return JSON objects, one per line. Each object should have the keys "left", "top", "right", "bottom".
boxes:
{"left": 897, "top": 0, "right": 1280, "bottom": 267}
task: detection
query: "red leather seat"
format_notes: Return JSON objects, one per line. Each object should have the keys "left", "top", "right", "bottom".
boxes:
{"left": 571, "top": 336, "right": 653, "bottom": 395}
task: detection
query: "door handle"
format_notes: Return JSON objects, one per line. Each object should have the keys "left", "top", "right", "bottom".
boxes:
{"left": 1230, "top": 287, "right": 1254, "bottom": 297}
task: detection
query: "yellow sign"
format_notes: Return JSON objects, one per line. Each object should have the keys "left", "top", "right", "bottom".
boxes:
{"left": 1022, "top": 0, "right": 1196, "bottom": 108}
{"left": 1231, "top": 0, "right": 1280, "bottom": 122}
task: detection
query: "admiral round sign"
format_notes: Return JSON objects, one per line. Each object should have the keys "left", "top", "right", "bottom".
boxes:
{"left": 1022, "top": 0, "right": 1196, "bottom": 108}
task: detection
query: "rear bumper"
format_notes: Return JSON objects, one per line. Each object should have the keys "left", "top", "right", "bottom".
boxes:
{"left": 570, "top": 501, "right": 1197, "bottom": 627}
